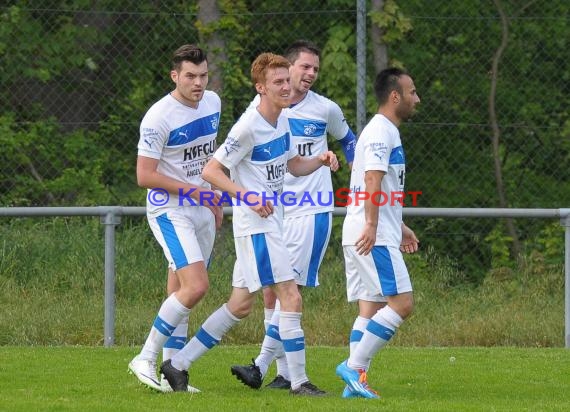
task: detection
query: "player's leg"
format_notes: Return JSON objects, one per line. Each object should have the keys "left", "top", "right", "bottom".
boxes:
{"left": 129, "top": 210, "right": 211, "bottom": 391}
{"left": 337, "top": 245, "right": 412, "bottom": 398}
{"left": 163, "top": 287, "right": 254, "bottom": 391}
{"left": 265, "top": 212, "right": 332, "bottom": 388}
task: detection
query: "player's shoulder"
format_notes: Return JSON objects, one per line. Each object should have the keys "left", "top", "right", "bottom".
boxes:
{"left": 141, "top": 94, "right": 173, "bottom": 124}
{"left": 303, "top": 90, "right": 335, "bottom": 107}
{"left": 229, "top": 108, "right": 258, "bottom": 135}
{"left": 202, "top": 90, "right": 222, "bottom": 107}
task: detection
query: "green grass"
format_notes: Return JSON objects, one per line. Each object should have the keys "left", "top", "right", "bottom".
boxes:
{"left": 0, "top": 346, "right": 568, "bottom": 411}
{"left": 0, "top": 218, "right": 566, "bottom": 346}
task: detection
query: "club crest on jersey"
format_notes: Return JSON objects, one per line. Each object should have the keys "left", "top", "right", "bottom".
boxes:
{"left": 303, "top": 123, "right": 318, "bottom": 136}
{"left": 210, "top": 117, "right": 218, "bottom": 130}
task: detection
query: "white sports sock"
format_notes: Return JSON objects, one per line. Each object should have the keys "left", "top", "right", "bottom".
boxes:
{"left": 349, "top": 316, "right": 370, "bottom": 369}
{"left": 279, "top": 311, "right": 307, "bottom": 390}
{"left": 140, "top": 294, "right": 190, "bottom": 361}
{"left": 163, "top": 316, "right": 189, "bottom": 361}
{"left": 349, "top": 306, "right": 403, "bottom": 370}
{"left": 171, "top": 303, "right": 239, "bottom": 371}
{"left": 263, "top": 308, "right": 275, "bottom": 332}
{"left": 255, "top": 307, "right": 281, "bottom": 377}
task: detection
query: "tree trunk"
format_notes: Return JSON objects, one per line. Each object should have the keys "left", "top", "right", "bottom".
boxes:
{"left": 370, "top": 0, "right": 389, "bottom": 73}
{"left": 197, "top": 0, "right": 226, "bottom": 94}
{"left": 489, "top": 0, "right": 521, "bottom": 259}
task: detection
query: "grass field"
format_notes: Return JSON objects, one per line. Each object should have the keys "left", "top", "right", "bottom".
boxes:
{"left": 1, "top": 345, "right": 568, "bottom": 411}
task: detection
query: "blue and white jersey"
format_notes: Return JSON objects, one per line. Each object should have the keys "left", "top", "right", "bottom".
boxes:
{"left": 248, "top": 91, "right": 354, "bottom": 217}
{"left": 213, "top": 109, "right": 298, "bottom": 237}
{"left": 342, "top": 114, "right": 405, "bottom": 247}
{"left": 137, "top": 91, "right": 221, "bottom": 217}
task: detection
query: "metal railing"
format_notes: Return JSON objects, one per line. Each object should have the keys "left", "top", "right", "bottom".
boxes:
{"left": 1, "top": 206, "right": 569, "bottom": 348}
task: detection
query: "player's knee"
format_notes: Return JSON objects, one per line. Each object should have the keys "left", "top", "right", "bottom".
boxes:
{"left": 399, "top": 298, "right": 414, "bottom": 319}
{"left": 280, "top": 288, "right": 302, "bottom": 312}
{"left": 228, "top": 299, "right": 253, "bottom": 319}
{"left": 182, "top": 278, "right": 209, "bottom": 302}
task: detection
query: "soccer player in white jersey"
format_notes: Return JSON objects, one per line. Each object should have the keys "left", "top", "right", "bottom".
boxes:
{"left": 231, "top": 40, "right": 357, "bottom": 390}
{"left": 128, "top": 44, "right": 222, "bottom": 392}
{"left": 335, "top": 68, "right": 420, "bottom": 398}
{"left": 158, "top": 52, "right": 338, "bottom": 396}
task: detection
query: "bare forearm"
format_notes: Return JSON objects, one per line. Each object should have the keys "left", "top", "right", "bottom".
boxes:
{"left": 287, "top": 156, "right": 323, "bottom": 177}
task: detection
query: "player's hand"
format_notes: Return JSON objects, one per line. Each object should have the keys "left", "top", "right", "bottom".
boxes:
{"left": 213, "top": 205, "right": 223, "bottom": 230}
{"left": 400, "top": 224, "right": 419, "bottom": 253}
{"left": 319, "top": 151, "right": 339, "bottom": 172}
{"left": 249, "top": 196, "right": 274, "bottom": 218}
{"left": 355, "top": 223, "right": 376, "bottom": 256}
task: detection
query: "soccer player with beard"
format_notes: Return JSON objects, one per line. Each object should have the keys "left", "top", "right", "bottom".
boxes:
{"left": 159, "top": 52, "right": 338, "bottom": 396}
{"left": 128, "top": 44, "right": 222, "bottom": 393}
{"left": 231, "top": 40, "right": 357, "bottom": 391}
{"left": 336, "top": 67, "right": 421, "bottom": 398}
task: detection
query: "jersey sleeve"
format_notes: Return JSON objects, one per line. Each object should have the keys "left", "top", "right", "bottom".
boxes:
{"left": 327, "top": 100, "right": 356, "bottom": 163}
{"left": 137, "top": 106, "right": 168, "bottom": 159}
{"left": 213, "top": 120, "right": 254, "bottom": 170}
{"left": 362, "top": 131, "right": 391, "bottom": 173}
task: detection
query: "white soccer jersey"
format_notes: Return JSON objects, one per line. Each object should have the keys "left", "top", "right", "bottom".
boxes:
{"left": 342, "top": 114, "right": 405, "bottom": 247}
{"left": 213, "top": 109, "right": 298, "bottom": 237}
{"left": 248, "top": 91, "right": 352, "bottom": 217}
{"left": 137, "top": 91, "right": 221, "bottom": 216}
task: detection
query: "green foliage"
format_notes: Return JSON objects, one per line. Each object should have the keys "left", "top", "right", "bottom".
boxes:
{"left": 1, "top": 1, "right": 568, "bottom": 275}
{"left": 484, "top": 222, "right": 514, "bottom": 269}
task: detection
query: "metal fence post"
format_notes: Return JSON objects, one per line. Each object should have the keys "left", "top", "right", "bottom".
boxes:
{"left": 100, "top": 207, "right": 121, "bottom": 347}
{"left": 561, "top": 209, "right": 570, "bottom": 348}
{"left": 356, "top": 0, "right": 367, "bottom": 135}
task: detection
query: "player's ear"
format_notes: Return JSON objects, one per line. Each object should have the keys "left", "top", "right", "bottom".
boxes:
{"left": 255, "top": 82, "right": 265, "bottom": 95}
{"left": 170, "top": 69, "right": 178, "bottom": 84}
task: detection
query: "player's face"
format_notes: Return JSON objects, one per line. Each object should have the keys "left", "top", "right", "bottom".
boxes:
{"left": 261, "top": 67, "right": 291, "bottom": 109}
{"left": 395, "top": 75, "right": 420, "bottom": 121}
{"left": 171, "top": 60, "right": 209, "bottom": 108}
{"left": 289, "top": 51, "right": 319, "bottom": 95}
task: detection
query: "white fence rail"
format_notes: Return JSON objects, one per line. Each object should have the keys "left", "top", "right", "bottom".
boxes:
{"left": 1, "top": 206, "right": 569, "bottom": 348}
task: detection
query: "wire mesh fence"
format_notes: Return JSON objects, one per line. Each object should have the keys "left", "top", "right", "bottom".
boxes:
{"left": 1, "top": 1, "right": 568, "bottom": 274}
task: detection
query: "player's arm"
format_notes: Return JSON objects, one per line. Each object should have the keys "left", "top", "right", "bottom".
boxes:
{"left": 337, "top": 129, "right": 356, "bottom": 169}
{"left": 355, "top": 169, "right": 385, "bottom": 256}
{"left": 137, "top": 155, "right": 220, "bottom": 201}
{"left": 287, "top": 151, "right": 339, "bottom": 177}
{"left": 137, "top": 155, "right": 222, "bottom": 227}
{"left": 400, "top": 223, "right": 419, "bottom": 254}
{"left": 201, "top": 158, "right": 274, "bottom": 218}
{"left": 328, "top": 101, "right": 356, "bottom": 168}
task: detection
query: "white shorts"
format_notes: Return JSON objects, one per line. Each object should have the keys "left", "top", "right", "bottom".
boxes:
{"left": 147, "top": 207, "right": 215, "bottom": 271}
{"left": 283, "top": 212, "right": 332, "bottom": 287}
{"left": 344, "top": 245, "right": 412, "bottom": 302}
{"left": 232, "top": 231, "right": 296, "bottom": 293}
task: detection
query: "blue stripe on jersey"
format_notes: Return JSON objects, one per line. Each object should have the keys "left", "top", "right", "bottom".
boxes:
{"left": 266, "top": 324, "right": 281, "bottom": 341}
{"left": 371, "top": 246, "right": 398, "bottom": 295}
{"left": 282, "top": 336, "right": 305, "bottom": 352}
{"left": 306, "top": 212, "right": 331, "bottom": 287}
{"left": 349, "top": 329, "right": 364, "bottom": 343}
{"left": 164, "top": 335, "right": 186, "bottom": 349}
{"left": 251, "top": 133, "right": 290, "bottom": 161}
{"left": 153, "top": 316, "right": 176, "bottom": 336}
{"left": 288, "top": 118, "right": 327, "bottom": 137}
{"left": 167, "top": 112, "right": 220, "bottom": 146}
{"left": 366, "top": 319, "right": 395, "bottom": 341}
{"left": 156, "top": 214, "right": 188, "bottom": 269}
{"left": 339, "top": 129, "right": 356, "bottom": 163}
{"left": 195, "top": 327, "right": 219, "bottom": 349}
{"left": 389, "top": 145, "right": 406, "bottom": 165}
{"left": 251, "top": 234, "right": 275, "bottom": 286}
